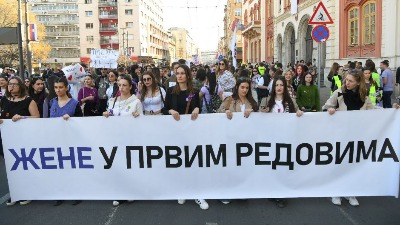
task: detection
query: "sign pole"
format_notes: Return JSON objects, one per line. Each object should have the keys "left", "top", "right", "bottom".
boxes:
{"left": 317, "top": 42, "right": 321, "bottom": 91}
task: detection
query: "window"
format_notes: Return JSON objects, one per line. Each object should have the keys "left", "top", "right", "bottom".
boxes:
{"left": 234, "top": 0, "right": 241, "bottom": 3}
{"left": 86, "top": 36, "right": 94, "bottom": 42}
{"left": 348, "top": 8, "right": 358, "bottom": 45}
{"left": 125, "top": 9, "right": 133, "bottom": 15}
{"left": 125, "top": 0, "right": 132, "bottom": 2}
{"left": 85, "top": 11, "right": 93, "bottom": 17}
{"left": 235, "top": 8, "right": 241, "bottom": 16}
{"left": 86, "top": 48, "right": 92, "bottom": 54}
{"left": 363, "top": 2, "right": 376, "bottom": 44}
{"left": 85, "top": 0, "right": 92, "bottom": 3}
{"left": 126, "top": 22, "right": 133, "bottom": 28}
{"left": 86, "top": 23, "right": 93, "bottom": 29}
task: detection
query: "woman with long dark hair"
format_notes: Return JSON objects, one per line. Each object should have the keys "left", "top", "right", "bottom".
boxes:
{"left": 1, "top": 76, "right": 40, "bottom": 206}
{"left": 296, "top": 73, "right": 320, "bottom": 112}
{"left": 138, "top": 71, "right": 165, "bottom": 115}
{"left": 218, "top": 76, "right": 258, "bottom": 119}
{"left": 217, "top": 59, "right": 236, "bottom": 98}
{"left": 327, "top": 62, "right": 341, "bottom": 94}
{"left": 28, "top": 76, "right": 47, "bottom": 118}
{"left": 199, "top": 70, "right": 223, "bottom": 114}
{"left": 49, "top": 77, "right": 83, "bottom": 120}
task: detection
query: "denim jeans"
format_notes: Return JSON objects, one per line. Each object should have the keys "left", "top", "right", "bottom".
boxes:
{"left": 382, "top": 91, "right": 393, "bottom": 108}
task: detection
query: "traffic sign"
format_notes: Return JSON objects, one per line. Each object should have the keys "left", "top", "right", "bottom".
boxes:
{"left": 309, "top": 2, "right": 334, "bottom": 25}
{"left": 312, "top": 25, "right": 330, "bottom": 43}
{"left": 218, "top": 54, "right": 223, "bottom": 60}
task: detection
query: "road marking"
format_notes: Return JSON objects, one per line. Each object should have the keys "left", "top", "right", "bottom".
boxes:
{"left": 0, "top": 193, "right": 10, "bottom": 205}
{"left": 104, "top": 206, "right": 119, "bottom": 225}
{"left": 328, "top": 198, "right": 359, "bottom": 225}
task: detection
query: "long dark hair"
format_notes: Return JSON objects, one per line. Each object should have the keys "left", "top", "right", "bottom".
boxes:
{"left": 232, "top": 77, "right": 258, "bottom": 112}
{"left": 140, "top": 71, "right": 158, "bottom": 102}
{"left": 206, "top": 71, "right": 218, "bottom": 95}
{"left": 267, "top": 76, "right": 296, "bottom": 113}
{"left": 54, "top": 77, "right": 72, "bottom": 98}
{"left": 119, "top": 74, "right": 135, "bottom": 95}
{"left": 28, "top": 76, "right": 45, "bottom": 96}
{"left": 172, "top": 64, "right": 194, "bottom": 95}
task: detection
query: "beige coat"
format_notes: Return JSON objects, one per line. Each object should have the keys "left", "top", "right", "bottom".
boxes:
{"left": 217, "top": 97, "right": 254, "bottom": 113}
{"left": 322, "top": 89, "right": 374, "bottom": 111}
{"left": 259, "top": 96, "right": 299, "bottom": 112}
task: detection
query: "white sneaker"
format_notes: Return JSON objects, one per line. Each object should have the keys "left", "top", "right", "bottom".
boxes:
{"left": 220, "top": 200, "right": 231, "bottom": 204}
{"left": 113, "top": 201, "right": 120, "bottom": 206}
{"left": 345, "top": 197, "right": 359, "bottom": 206}
{"left": 195, "top": 199, "right": 209, "bottom": 210}
{"left": 331, "top": 197, "right": 341, "bottom": 205}
{"left": 6, "top": 199, "right": 16, "bottom": 206}
{"left": 19, "top": 200, "right": 32, "bottom": 205}
{"left": 177, "top": 199, "right": 186, "bottom": 204}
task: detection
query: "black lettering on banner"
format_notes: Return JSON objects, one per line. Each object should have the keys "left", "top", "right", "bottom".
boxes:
{"left": 126, "top": 146, "right": 144, "bottom": 169}
{"left": 378, "top": 138, "right": 399, "bottom": 162}
{"left": 255, "top": 143, "right": 271, "bottom": 165}
{"left": 146, "top": 146, "right": 163, "bottom": 168}
{"left": 272, "top": 143, "right": 294, "bottom": 170}
{"left": 335, "top": 141, "right": 354, "bottom": 164}
{"left": 39, "top": 148, "right": 57, "bottom": 169}
{"left": 206, "top": 144, "right": 226, "bottom": 167}
{"left": 236, "top": 143, "right": 253, "bottom": 166}
{"left": 9, "top": 148, "right": 40, "bottom": 171}
{"left": 57, "top": 147, "right": 76, "bottom": 169}
{"left": 356, "top": 140, "right": 377, "bottom": 162}
{"left": 184, "top": 145, "right": 203, "bottom": 168}
{"left": 165, "top": 146, "right": 182, "bottom": 168}
{"left": 296, "top": 143, "right": 313, "bottom": 165}
{"left": 316, "top": 142, "right": 333, "bottom": 165}
{"left": 99, "top": 146, "right": 118, "bottom": 169}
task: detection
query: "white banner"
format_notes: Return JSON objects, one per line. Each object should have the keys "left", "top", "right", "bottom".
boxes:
{"left": 89, "top": 49, "right": 119, "bottom": 69}
{"left": 1, "top": 110, "right": 399, "bottom": 201}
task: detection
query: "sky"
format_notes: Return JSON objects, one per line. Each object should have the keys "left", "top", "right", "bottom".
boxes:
{"left": 160, "top": 0, "right": 226, "bottom": 52}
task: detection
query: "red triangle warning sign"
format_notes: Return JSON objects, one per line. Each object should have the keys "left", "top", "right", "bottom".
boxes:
{"left": 309, "top": 2, "right": 334, "bottom": 25}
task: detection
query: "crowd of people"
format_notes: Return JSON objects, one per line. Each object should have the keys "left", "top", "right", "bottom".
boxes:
{"left": 0, "top": 57, "right": 399, "bottom": 209}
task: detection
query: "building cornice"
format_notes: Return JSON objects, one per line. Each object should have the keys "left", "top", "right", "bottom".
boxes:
{"left": 275, "top": 0, "right": 320, "bottom": 24}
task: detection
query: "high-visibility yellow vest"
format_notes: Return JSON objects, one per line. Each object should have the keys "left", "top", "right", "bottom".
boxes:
{"left": 330, "top": 75, "right": 342, "bottom": 94}
{"left": 369, "top": 84, "right": 377, "bottom": 106}
{"left": 372, "top": 72, "right": 380, "bottom": 87}
{"left": 258, "top": 67, "right": 265, "bottom": 75}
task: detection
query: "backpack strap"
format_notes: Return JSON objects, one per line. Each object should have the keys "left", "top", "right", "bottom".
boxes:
{"left": 159, "top": 86, "right": 165, "bottom": 104}
{"left": 111, "top": 96, "right": 118, "bottom": 109}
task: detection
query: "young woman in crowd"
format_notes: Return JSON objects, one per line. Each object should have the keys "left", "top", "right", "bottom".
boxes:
{"left": 296, "top": 73, "right": 320, "bottom": 112}
{"left": 24, "top": 78, "right": 30, "bottom": 90}
{"left": 106, "top": 70, "right": 119, "bottom": 100}
{"left": 103, "top": 74, "right": 142, "bottom": 118}
{"left": 0, "top": 74, "right": 8, "bottom": 97}
{"left": 78, "top": 75, "right": 99, "bottom": 116}
{"left": 322, "top": 69, "right": 374, "bottom": 207}
{"left": 292, "top": 65, "right": 305, "bottom": 92}
{"left": 363, "top": 67, "right": 380, "bottom": 106}
{"left": 48, "top": 77, "right": 82, "bottom": 206}
{"left": 327, "top": 62, "right": 341, "bottom": 94}
{"left": 138, "top": 71, "right": 166, "bottom": 115}
{"left": 259, "top": 76, "right": 303, "bottom": 208}
{"left": 217, "top": 59, "right": 236, "bottom": 98}
{"left": 200, "top": 70, "right": 223, "bottom": 114}
{"left": 218, "top": 76, "right": 258, "bottom": 119}
{"left": 161, "top": 64, "right": 208, "bottom": 210}
{"left": 28, "top": 76, "right": 47, "bottom": 118}
{"left": 103, "top": 74, "right": 142, "bottom": 206}
{"left": 1, "top": 76, "right": 40, "bottom": 206}
{"left": 284, "top": 69, "right": 296, "bottom": 99}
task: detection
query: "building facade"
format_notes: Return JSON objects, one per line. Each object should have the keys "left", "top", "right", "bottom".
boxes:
{"left": 274, "top": 0, "right": 400, "bottom": 76}
{"left": 169, "top": 27, "right": 199, "bottom": 62}
{"left": 242, "top": 0, "right": 261, "bottom": 64}
{"left": 30, "top": 0, "right": 169, "bottom": 66}
{"left": 223, "top": 0, "right": 243, "bottom": 65}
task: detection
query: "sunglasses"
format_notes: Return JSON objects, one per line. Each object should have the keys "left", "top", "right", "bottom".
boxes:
{"left": 192, "top": 69, "right": 197, "bottom": 72}
{"left": 219, "top": 63, "right": 225, "bottom": 65}
{"left": 143, "top": 77, "right": 152, "bottom": 82}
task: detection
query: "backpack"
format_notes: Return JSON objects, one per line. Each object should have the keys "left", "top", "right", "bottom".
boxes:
{"left": 205, "top": 85, "right": 222, "bottom": 113}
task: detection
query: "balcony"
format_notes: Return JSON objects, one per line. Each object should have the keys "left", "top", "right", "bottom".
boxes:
{"left": 100, "top": 27, "right": 118, "bottom": 32}
{"left": 99, "top": 14, "right": 118, "bottom": 19}
{"left": 46, "top": 40, "right": 80, "bottom": 48}
{"left": 242, "top": 20, "right": 261, "bottom": 38}
{"left": 46, "top": 31, "right": 80, "bottom": 36}
{"left": 100, "top": 39, "right": 119, "bottom": 45}
{"left": 99, "top": 1, "right": 118, "bottom": 7}
{"left": 40, "top": 20, "right": 79, "bottom": 26}
{"left": 35, "top": 9, "right": 79, "bottom": 15}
